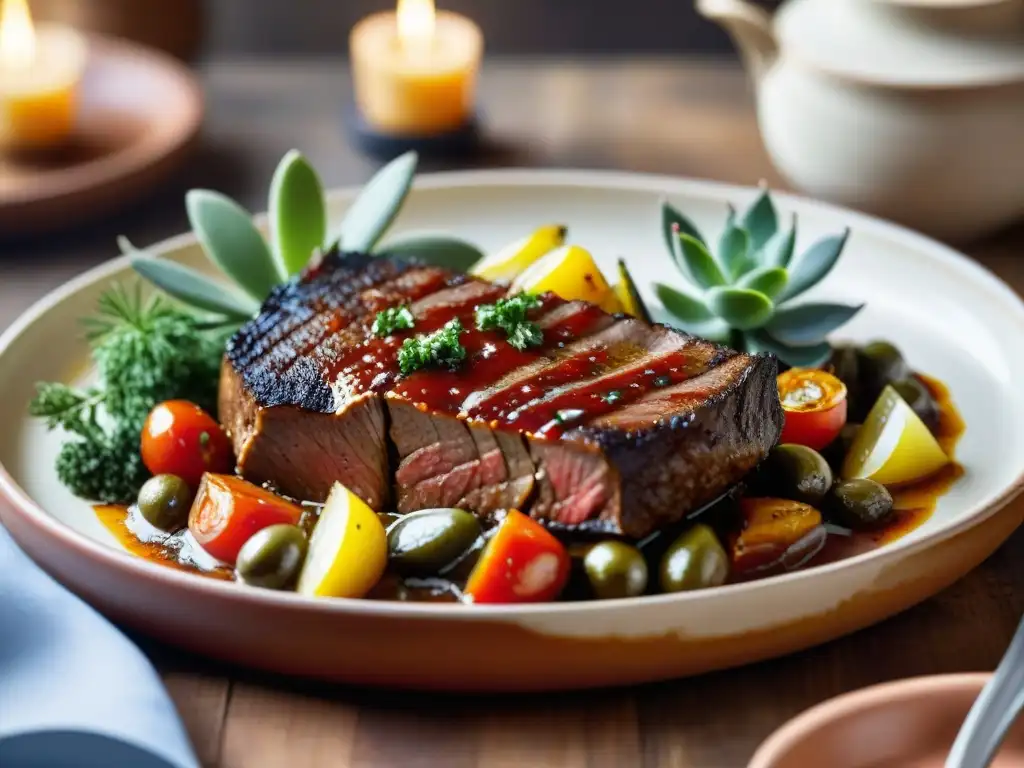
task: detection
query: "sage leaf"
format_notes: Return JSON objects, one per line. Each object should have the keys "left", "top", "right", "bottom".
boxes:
{"left": 186, "top": 190, "right": 279, "bottom": 301}
{"left": 741, "top": 187, "right": 778, "bottom": 254}
{"left": 338, "top": 150, "right": 418, "bottom": 252}
{"left": 705, "top": 287, "right": 774, "bottom": 330}
{"left": 125, "top": 251, "right": 258, "bottom": 320}
{"left": 377, "top": 232, "right": 484, "bottom": 271}
{"left": 743, "top": 329, "right": 832, "bottom": 368}
{"left": 762, "top": 214, "right": 797, "bottom": 268}
{"left": 779, "top": 229, "right": 851, "bottom": 302}
{"left": 268, "top": 149, "right": 326, "bottom": 278}
{"left": 718, "top": 223, "right": 751, "bottom": 280}
{"left": 737, "top": 266, "right": 788, "bottom": 300}
{"left": 679, "top": 233, "right": 727, "bottom": 289}
{"left": 672, "top": 317, "right": 733, "bottom": 343}
{"left": 766, "top": 302, "right": 864, "bottom": 346}
{"left": 654, "top": 282, "right": 714, "bottom": 323}
{"left": 662, "top": 199, "right": 706, "bottom": 267}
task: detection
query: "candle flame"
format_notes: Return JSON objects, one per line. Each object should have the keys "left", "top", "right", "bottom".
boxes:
{"left": 397, "top": 0, "right": 435, "bottom": 51}
{"left": 0, "top": 0, "right": 35, "bottom": 71}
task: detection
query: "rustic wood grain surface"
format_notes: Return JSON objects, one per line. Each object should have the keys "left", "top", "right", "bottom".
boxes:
{"left": 1, "top": 58, "right": 1022, "bottom": 768}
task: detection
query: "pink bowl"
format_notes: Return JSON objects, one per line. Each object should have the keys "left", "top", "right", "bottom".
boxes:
{"left": 749, "top": 674, "right": 1024, "bottom": 768}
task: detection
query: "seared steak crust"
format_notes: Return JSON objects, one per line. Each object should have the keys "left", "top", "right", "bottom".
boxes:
{"left": 219, "top": 250, "right": 783, "bottom": 539}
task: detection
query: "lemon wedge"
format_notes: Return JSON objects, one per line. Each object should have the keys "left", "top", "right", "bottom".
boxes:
{"left": 471, "top": 224, "right": 567, "bottom": 281}
{"left": 297, "top": 481, "right": 387, "bottom": 598}
{"left": 842, "top": 385, "right": 949, "bottom": 486}
{"left": 511, "top": 244, "right": 615, "bottom": 306}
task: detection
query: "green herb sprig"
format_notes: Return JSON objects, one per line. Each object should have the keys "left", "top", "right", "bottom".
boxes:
{"left": 654, "top": 187, "right": 862, "bottom": 367}
{"left": 398, "top": 319, "right": 467, "bottom": 375}
{"left": 372, "top": 306, "right": 415, "bottom": 337}
{"left": 29, "top": 285, "right": 223, "bottom": 503}
{"left": 475, "top": 293, "right": 543, "bottom": 351}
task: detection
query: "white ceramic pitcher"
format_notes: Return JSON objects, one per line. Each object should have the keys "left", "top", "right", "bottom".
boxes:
{"left": 697, "top": 0, "right": 1024, "bottom": 242}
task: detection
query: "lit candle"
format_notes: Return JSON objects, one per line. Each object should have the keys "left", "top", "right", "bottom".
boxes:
{"left": 0, "top": 0, "right": 87, "bottom": 152}
{"left": 350, "top": 0, "right": 483, "bottom": 136}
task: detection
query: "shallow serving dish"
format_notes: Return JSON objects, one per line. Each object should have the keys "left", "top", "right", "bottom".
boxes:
{"left": 748, "top": 673, "right": 1024, "bottom": 768}
{"left": 1, "top": 170, "right": 1023, "bottom": 692}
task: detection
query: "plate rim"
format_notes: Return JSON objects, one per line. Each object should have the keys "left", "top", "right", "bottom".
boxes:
{"left": 2, "top": 167, "right": 1023, "bottom": 620}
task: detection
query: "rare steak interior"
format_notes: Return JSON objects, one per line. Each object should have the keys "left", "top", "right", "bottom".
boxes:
{"left": 219, "top": 250, "right": 784, "bottom": 539}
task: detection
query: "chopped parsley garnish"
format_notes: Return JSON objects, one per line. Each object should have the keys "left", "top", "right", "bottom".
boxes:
{"left": 555, "top": 408, "right": 584, "bottom": 425}
{"left": 398, "top": 318, "right": 466, "bottom": 374}
{"left": 654, "top": 375, "right": 671, "bottom": 387}
{"left": 475, "top": 293, "right": 543, "bottom": 351}
{"left": 601, "top": 390, "right": 622, "bottom": 404}
{"left": 372, "top": 305, "right": 415, "bottom": 337}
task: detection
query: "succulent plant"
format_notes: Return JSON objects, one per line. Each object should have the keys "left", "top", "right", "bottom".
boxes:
{"left": 122, "top": 150, "right": 485, "bottom": 326}
{"left": 653, "top": 188, "right": 863, "bottom": 367}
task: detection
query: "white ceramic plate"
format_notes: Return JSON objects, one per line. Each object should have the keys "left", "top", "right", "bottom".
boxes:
{"left": 2, "top": 170, "right": 1023, "bottom": 692}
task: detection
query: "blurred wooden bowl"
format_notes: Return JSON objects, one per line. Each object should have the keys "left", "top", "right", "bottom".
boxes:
{"left": 0, "top": 33, "right": 203, "bottom": 237}
{"left": 31, "top": 0, "right": 204, "bottom": 61}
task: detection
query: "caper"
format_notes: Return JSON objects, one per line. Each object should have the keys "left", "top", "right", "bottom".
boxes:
{"left": 137, "top": 474, "right": 193, "bottom": 532}
{"left": 387, "top": 508, "right": 482, "bottom": 576}
{"left": 760, "top": 444, "right": 833, "bottom": 506}
{"left": 659, "top": 524, "right": 729, "bottom": 593}
{"left": 860, "top": 341, "right": 911, "bottom": 401}
{"left": 892, "top": 377, "right": 940, "bottom": 433}
{"left": 826, "top": 479, "right": 894, "bottom": 530}
{"left": 583, "top": 541, "right": 648, "bottom": 599}
{"left": 236, "top": 524, "right": 308, "bottom": 589}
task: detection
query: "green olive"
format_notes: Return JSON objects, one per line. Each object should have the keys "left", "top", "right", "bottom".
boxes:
{"left": 387, "top": 508, "right": 482, "bottom": 576}
{"left": 822, "top": 422, "right": 862, "bottom": 473}
{"left": 828, "top": 345, "right": 867, "bottom": 420}
{"left": 826, "top": 479, "right": 894, "bottom": 530}
{"left": 760, "top": 444, "right": 834, "bottom": 506}
{"left": 828, "top": 345, "right": 861, "bottom": 390}
{"left": 236, "top": 524, "right": 308, "bottom": 589}
{"left": 583, "top": 541, "right": 648, "bottom": 599}
{"left": 378, "top": 512, "right": 403, "bottom": 530}
{"left": 891, "top": 377, "right": 940, "bottom": 433}
{"left": 439, "top": 531, "right": 488, "bottom": 582}
{"left": 137, "top": 474, "right": 192, "bottom": 532}
{"left": 860, "top": 341, "right": 911, "bottom": 401}
{"left": 659, "top": 524, "right": 729, "bottom": 593}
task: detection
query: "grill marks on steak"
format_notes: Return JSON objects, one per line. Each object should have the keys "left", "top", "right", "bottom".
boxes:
{"left": 220, "top": 251, "right": 783, "bottom": 539}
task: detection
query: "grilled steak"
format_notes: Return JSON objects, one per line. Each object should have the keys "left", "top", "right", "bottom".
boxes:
{"left": 219, "top": 250, "right": 783, "bottom": 539}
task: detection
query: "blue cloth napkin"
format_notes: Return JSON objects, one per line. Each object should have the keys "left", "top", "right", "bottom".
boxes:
{"left": 0, "top": 524, "right": 200, "bottom": 768}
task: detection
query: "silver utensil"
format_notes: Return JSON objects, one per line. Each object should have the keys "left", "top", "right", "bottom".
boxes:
{"left": 946, "top": 613, "right": 1024, "bottom": 768}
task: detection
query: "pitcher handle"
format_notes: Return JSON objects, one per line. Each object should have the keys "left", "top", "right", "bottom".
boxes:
{"left": 696, "top": 0, "right": 780, "bottom": 83}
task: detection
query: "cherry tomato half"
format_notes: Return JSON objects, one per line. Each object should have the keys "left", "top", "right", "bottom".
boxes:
{"left": 189, "top": 473, "right": 304, "bottom": 564}
{"left": 142, "top": 400, "right": 234, "bottom": 487}
{"left": 777, "top": 369, "right": 848, "bottom": 451}
{"left": 464, "top": 510, "right": 571, "bottom": 604}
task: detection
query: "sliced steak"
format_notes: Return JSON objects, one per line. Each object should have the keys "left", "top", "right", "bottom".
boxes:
{"left": 387, "top": 397, "right": 534, "bottom": 515}
{"left": 219, "top": 249, "right": 783, "bottom": 538}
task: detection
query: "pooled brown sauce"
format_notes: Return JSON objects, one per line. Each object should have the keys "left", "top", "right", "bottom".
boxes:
{"left": 815, "top": 375, "right": 964, "bottom": 564}
{"left": 95, "top": 504, "right": 233, "bottom": 580}
{"left": 96, "top": 375, "right": 965, "bottom": 600}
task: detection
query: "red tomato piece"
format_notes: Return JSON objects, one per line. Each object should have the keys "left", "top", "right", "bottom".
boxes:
{"left": 142, "top": 400, "right": 234, "bottom": 487}
{"left": 464, "top": 509, "right": 571, "bottom": 604}
{"left": 777, "top": 369, "right": 848, "bottom": 451}
{"left": 188, "top": 474, "right": 303, "bottom": 564}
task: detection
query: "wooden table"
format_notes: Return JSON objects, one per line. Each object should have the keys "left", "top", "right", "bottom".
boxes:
{"left": 2, "top": 58, "right": 1023, "bottom": 768}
